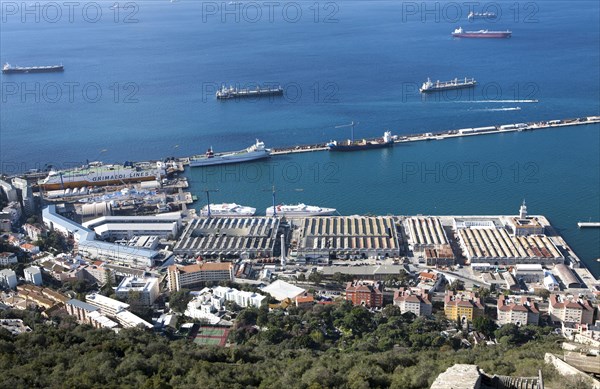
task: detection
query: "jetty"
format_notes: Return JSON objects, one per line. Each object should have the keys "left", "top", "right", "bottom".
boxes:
{"left": 268, "top": 115, "right": 600, "bottom": 156}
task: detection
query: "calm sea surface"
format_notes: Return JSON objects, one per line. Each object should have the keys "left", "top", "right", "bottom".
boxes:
{"left": 1, "top": 0, "right": 598, "bottom": 274}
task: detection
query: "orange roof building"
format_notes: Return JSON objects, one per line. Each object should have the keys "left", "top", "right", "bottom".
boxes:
{"left": 167, "top": 262, "right": 234, "bottom": 291}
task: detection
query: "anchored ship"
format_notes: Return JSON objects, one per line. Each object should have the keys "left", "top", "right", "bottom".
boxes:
{"left": 189, "top": 140, "right": 271, "bottom": 167}
{"left": 265, "top": 204, "right": 336, "bottom": 217}
{"left": 216, "top": 85, "right": 284, "bottom": 99}
{"left": 38, "top": 161, "right": 166, "bottom": 190}
{"left": 467, "top": 11, "right": 497, "bottom": 20}
{"left": 327, "top": 131, "right": 394, "bottom": 152}
{"left": 452, "top": 27, "right": 512, "bottom": 38}
{"left": 200, "top": 203, "right": 256, "bottom": 217}
{"left": 420, "top": 77, "right": 477, "bottom": 93}
{"left": 2, "top": 62, "right": 64, "bottom": 74}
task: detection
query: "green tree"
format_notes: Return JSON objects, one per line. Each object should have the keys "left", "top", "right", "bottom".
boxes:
{"left": 472, "top": 316, "right": 496, "bottom": 337}
{"left": 168, "top": 289, "right": 191, "bottom": 313}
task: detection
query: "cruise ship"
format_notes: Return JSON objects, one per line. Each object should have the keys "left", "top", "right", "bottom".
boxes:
{"left": 38, "top": 161, "right": 166, "bottom": 190}
{"left": 216, "top": 85, "right": 284, "bottom": 99}
{"left": 2, "top": 63, "right": 64, "bottom": 74}
{"left": 420, "top": 77, "right": 477, "bottom": 93}
{"left": 327, "top": 131, "right": 394, "bottom": 152}
{"left": 189, "top": 140, "right": 270, "bottom": 167}
{"left": 200, "top": 203, "right": 256, "bottom": 217}
{"left": 452, "top": 27, "right": 512, "bottom": 38}
{"left": 265, "top": 204, "right": 337, "bottom": 217}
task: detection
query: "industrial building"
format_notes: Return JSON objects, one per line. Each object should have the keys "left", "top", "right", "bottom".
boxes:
{"left": 553, "top": 264, "right": 581, "bottom": 289}
{"left": 512, "top": 264, "right": 545, "bottom": 284}
{"left": 174, "top": 217, "right": 281, "bottom": 258}
{"left": 82, "top": 212, "right": 181, "bottom": 240}
{"left": 404, "top": 217, "right": 449, "bottom": 249}
{"left": 291, "top": 216, "right": 400, "bottom": 259}
{"left": 320, "top": 264, "right": 409, "bottom": 281}
{"left": 43, "top": 205, "right": 161, "bottom": 268}
{"left": 455, "top": 217, "right": 563, "bottom": 265}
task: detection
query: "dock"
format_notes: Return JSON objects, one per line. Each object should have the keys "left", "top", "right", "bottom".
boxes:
{"left": 266, "top": 115, "right": 600, "bottom": 156}
{"left": 578, "top": 222, "right": 600, "bottom": 228}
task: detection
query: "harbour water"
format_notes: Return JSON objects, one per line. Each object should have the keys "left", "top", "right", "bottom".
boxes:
{"left": 1, "top": 1, "right": 598, "bottom": 274}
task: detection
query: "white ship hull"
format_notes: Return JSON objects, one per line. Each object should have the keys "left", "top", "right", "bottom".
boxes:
{"left": 265, "top": 204, "right": 336, "bottom": 217}
{"left": 39, "top": 166, "right": 164, "bottom": 190}
{"left": 200, "top": 203, "right": 256, "bottom": 217}
{"left": 190, "top": 141, "right": 271, "bottom": 167}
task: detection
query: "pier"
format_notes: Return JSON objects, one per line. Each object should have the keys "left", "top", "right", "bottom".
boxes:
{"left": 268, "top": 115, "right": 600, "bottom": 156}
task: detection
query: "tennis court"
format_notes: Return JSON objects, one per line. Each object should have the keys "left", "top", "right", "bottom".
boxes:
{"left": 192, "top": 326, "right": 230, "bottom": 347}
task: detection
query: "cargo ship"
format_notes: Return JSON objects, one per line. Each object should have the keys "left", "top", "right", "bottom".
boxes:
{"left": 216, "top": 85, "right": 284, "bottom": 99}
{"left": 265, "top": 204, "right": 336, "bottom": 217}
{"left": 2, "top": 62, "right": 64, "bottom": 74}
{"left": 200, "top": 203, "right": 256, "bottom": 217}
{"left": 467, "top": 11, "right": 497, "bottom": 20}
{"left": 189, "top": 140, "right": 271, "bottom": 167}
{"left": 452, "top": 27, "right": 512, "bottom": 38}
{"left": 327, "top": 131, "right": 394, "bottom": 152}
{"left": 420, "top": 77, "right": 477, "bottom": 93}
{"left": 38, "top": 161, "right": 166, "bottom": 190}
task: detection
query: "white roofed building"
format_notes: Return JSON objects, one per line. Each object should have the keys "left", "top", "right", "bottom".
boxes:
{"left": 261, "top": 280, "right": 305, "bottom": 301}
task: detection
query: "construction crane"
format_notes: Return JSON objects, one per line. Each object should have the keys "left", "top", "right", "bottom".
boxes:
{"left": 263, "top": 185, "right": 303, "bottom": 217}
{"left": 200, "top": 188, "right": 219, "bottom": 218}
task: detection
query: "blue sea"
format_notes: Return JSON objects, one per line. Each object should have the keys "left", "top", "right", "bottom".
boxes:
{"left": 1, "top": 0, "right": 599, "bottom": 275}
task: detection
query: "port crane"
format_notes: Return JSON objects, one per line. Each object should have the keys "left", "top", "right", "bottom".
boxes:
{"left": 335, "top": 121, "right": 359, "bottom": 143}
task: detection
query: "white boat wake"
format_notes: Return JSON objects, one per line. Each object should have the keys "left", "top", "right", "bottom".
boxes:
{"left": 473, "top": 107, "right": 522, "bottom": 112}
{"left": 456, "top": 99, "right": 538, "bottom": 103}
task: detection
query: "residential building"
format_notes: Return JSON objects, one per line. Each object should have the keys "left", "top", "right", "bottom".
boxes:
{"left": 417, "top": 271, "right": 445, "bottom": 292}
{"left": 295, "top": 293, "right": 315, "bottom": 308}
{"left": 12, "top": 177, "right": 34, "bottom": 216}
{"left": 345, "top": 280, "right": 383, "bottom": 308}
{"left": 82, "top": 261, "right": 116, "bottom": 286}
{"left": 114, "top": 310, "right": 153, "bottom": 329}
{"left": 212, "top": 286, "right": 266, "bottom": 308}
{"left": 23, "top": 224, "right": 44, "bottom": 241}
{"left": 393, "top": 287, "right": 432, "bottom": 317}
{"left": 0, "top": 252, "right": 18, "bottom": 266}
{"left": 444, "top": 291, "right": 484, "bottom": 322}
{"left": 24, "top": 266, "right": 42, "bottom": 286}
{"left": 0, "top": 179, "right": 18, "bottom": 202}
{"left": 167, "top": 262, "right": 234, "bottom": 291}
{"left": 20, "top": 243, "right": 40, "bottom": 254}
{"left": 0, "top": 269, "right": 18, "bottom": 289}
{"left": 115, "top": 276, "right": 160, "bottom": 306}
{"left": 86, "top": 293, "right": 130, "bottom": 316}
{"left": 549, "top": 294, "right": 595, "bottom": 325}
{"left": 497, "top": 295, "right": 539, "bottom": 326}
{"left": 65, "top": 299, "right": 119, "bottom": 329}
{"left": 1, "top": 202, "right": 22, "bottom": 226}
